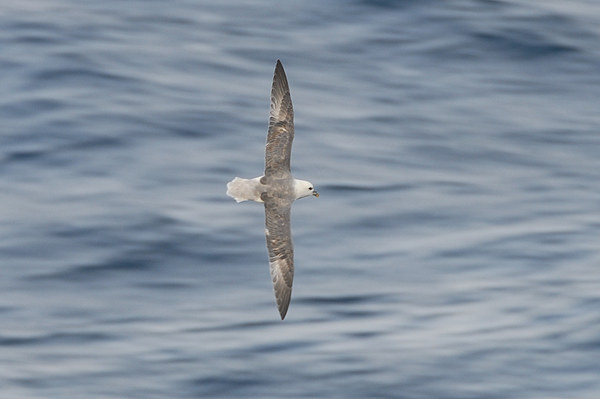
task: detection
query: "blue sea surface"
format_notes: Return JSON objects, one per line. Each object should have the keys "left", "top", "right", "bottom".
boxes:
{"left": 1, "top": 0, "right": 600, "bottom": 398}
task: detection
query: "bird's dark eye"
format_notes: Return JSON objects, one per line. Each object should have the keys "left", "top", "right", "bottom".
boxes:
{"left": 309, "top": 187, "right": 313, "bottom": 190}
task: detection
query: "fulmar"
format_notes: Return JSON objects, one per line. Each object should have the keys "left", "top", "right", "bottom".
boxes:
{"left": 226, "top": 60, "right": 318, "bottom": 319}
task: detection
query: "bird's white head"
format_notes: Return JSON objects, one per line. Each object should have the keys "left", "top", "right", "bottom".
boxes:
{"left": 294, "top": 179, "right": 319, "bottom": 200}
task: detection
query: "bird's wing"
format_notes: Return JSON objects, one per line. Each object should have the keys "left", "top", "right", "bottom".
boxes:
{"left": 264, "top": 198, "right": 294, "bottom": 319}
{"left": 265, "top": 60, "right": 294, "bottom": 178}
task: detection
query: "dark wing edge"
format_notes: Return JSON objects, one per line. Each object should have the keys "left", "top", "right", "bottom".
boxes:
{"left": 265, "top": 60, "right": 295, "bottom": 177}
{"left": 264, "top": 201, "right": 294, "bottom": 319}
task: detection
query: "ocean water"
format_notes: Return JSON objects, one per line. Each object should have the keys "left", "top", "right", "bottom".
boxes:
{"left": 1, "top": 0, "right": 600, "bottom": 398}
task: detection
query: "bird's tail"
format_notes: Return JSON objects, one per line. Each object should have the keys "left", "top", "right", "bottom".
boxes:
{"left": 226, "top": 177, "right": 264, "bottom": 203}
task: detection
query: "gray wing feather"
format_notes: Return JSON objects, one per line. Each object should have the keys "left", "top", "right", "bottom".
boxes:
{"left": 265, "top": 60, "right": 294, "bottom": 178}
{"left": 264, "top": 200, "right": 294, "bottom": 319}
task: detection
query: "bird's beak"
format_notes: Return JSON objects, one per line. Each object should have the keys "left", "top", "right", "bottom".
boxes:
{"left": 313, "top": 191, "right": 319, "bottom": 197}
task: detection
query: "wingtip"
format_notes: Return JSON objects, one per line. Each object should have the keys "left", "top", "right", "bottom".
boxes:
{"left": 279, "top": 307, "right": 288, "bottom": 320}
{"left": 276, "top": 294, "right": 290, "bottom": 320}
{"left": 275, "top": 286, "right": 291, "bottom": 320}
{"left": 275, "top": 59, "right": 286, "bottom": 75}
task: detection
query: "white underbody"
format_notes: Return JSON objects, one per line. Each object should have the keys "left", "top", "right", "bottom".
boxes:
{"left": 227, "top": 176, "right": 314, "bottom": 203}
